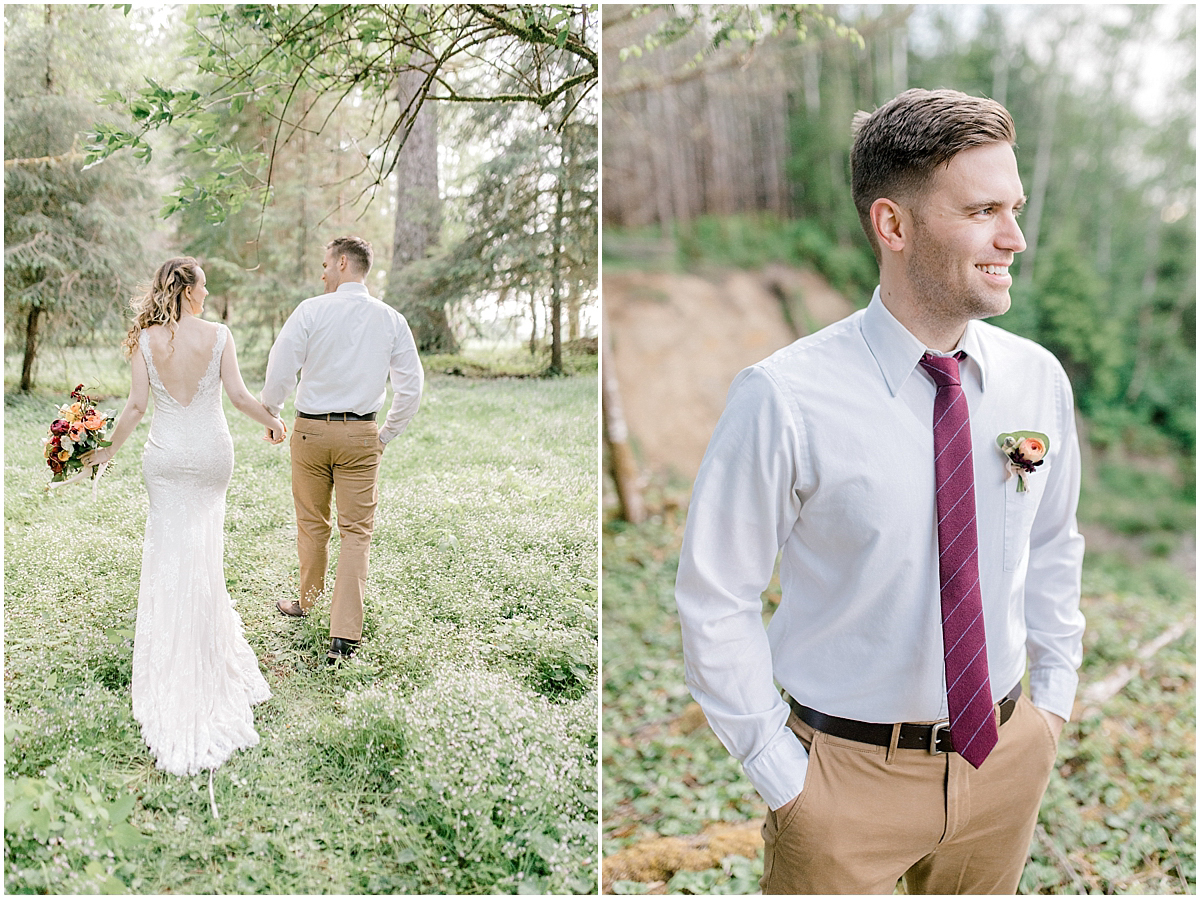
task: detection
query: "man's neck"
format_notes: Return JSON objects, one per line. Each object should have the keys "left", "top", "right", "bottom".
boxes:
{"left": 878, "top": 281, "right": 967, "bottom": 353}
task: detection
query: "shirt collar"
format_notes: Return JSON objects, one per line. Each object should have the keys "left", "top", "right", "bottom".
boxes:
{"left": 860, "top": 286, "right": 989, "bottom": 396}
{"left": 335, "top": 281, "right": 370, "bottom": 297}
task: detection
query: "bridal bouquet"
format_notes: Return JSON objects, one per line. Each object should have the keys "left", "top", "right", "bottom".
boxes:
{"left": 43, "top": 384, "right": 116, "bottom": 488}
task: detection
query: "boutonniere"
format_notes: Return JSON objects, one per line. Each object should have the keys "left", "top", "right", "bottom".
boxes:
{"left": 996, "top": 431, "right": 1049, "bottom": 492}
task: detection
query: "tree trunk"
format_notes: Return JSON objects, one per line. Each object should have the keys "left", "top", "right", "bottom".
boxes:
{"left": 1016, "top": 72, "right": 1058, "bottom": 291}
{"left": 21, "top": 304, "right": 42, "bottom": 392}
{"left": 387, "top": 65, "right": 458, "bottom": 354}
{"left": 548, "top": 123, "right": 567, "bottom": 375}
{"left": 44, "top": 4, "right": 54, "bottom": 93}
{"left": 567, "top": 280, "right": 581, "bottom": 340}
{"left": 602, "top": 326, "right": 646, "bottom": 524}
{"left": 528, "top": 292, "right": 538, "bottom": 356}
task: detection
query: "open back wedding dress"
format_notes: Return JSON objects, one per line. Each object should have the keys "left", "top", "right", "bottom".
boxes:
{"left": 133, "top": 325, "right": 271, "bottom": 775}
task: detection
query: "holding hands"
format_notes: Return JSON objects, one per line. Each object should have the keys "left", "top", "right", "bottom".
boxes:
{"left": 264, "top": 409, "right": 287, "bottom": 445}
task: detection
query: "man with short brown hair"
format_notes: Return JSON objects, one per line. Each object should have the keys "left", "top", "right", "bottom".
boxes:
{"left": 675, "top": 88, "right": 1084, "bottom": 893}
{"left": 263, "top": 236, "right": 423, "bottom": 664}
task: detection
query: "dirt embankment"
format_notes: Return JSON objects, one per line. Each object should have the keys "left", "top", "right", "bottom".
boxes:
{"left": 605, "top": 265, "right": 857, "bottom": 482}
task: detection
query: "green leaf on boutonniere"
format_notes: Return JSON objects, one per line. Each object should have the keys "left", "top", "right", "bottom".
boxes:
{"left": 995, "top": 430, "right": 1051, "bottom": 455}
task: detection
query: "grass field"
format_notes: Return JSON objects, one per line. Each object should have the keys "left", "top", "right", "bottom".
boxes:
{"left": 4, "top": 350, "right": 600, "bottom": 894}
{"left": 602, "top": 449, "right": 1196, "bottom": 894}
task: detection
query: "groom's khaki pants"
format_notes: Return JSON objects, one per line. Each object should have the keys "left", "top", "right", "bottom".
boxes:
{"left": 760, "top": 693, "right": 1059, "bottom": 894}
{"left": 290, "top": 417, "right": 383, "bottom": 642}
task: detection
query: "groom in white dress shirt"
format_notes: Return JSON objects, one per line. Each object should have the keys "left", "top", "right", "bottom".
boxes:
{"left": 675, "top": 89, "right": 1085, "bottom": 893}
{"left": 263, "top": 236, "right": 423, "bottom": 665}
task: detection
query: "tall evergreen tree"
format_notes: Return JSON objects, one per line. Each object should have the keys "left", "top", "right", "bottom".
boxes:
{"left": 4, "top": 4, "right": 160, "bottom": 390}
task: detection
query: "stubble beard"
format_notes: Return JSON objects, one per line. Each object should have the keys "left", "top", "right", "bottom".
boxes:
{"left": 905, "top": 231, "right": 1011, "bottom": 333}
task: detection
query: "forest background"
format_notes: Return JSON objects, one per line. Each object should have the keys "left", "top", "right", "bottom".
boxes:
{"left": 5, "top": 4, "right": 599, "bottom": 894}
{"left": 602, "top": 4, "right": 1195, "bottom": 895}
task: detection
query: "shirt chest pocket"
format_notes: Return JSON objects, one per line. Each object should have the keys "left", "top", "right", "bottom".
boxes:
{"left": 1002, "top": 465, "right": 1048, "bottom": 572}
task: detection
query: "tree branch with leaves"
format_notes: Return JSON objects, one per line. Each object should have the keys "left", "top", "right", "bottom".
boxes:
{"left": 85, "top": 4, "right": 597, "bottom": 225}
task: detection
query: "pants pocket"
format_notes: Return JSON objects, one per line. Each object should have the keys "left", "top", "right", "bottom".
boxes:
{"left": 1022, "top": 695, "right": 1060, "bottom": 766}
{"left": 761, "top": 718, "right": 821, "bottom": 892}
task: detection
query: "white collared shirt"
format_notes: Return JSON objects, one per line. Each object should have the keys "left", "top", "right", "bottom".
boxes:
{"left": 675, "top": 288, "right": 1085, "bottom": 810}
{"left": 261, "top": 282, "right": 424, "bottom": 443}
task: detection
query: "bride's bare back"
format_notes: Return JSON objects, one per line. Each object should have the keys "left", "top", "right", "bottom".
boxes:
{"left": 144, "top": 317, "right": 222, "bottom": 407}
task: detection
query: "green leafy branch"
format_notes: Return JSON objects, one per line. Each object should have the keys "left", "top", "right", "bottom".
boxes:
{"left": 82, "top": 4, "right": 598, "bottom": 224}
{"left": 608, "top": 4, "right": 866, "bottom": 97}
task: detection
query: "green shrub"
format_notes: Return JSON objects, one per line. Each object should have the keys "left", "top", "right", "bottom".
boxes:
{"left": 346, "top": 667, "right": 597, "bottom": 894}
{"left": 5, "top": 684, "right": 143, "bottom": 779}
{"left": 489, "top": 617, "right": 596, "bottom": 702}
{"left": 4, "top": 761, "right": 146, "bottom": 894}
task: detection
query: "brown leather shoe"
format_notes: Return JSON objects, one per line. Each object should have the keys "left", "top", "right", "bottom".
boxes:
{"left": 276, "top": 599, "right": 306, "bottom": 618}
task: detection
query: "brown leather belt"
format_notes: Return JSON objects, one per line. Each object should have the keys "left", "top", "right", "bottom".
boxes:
{"left": 296, "top": 411, "right": 377, "bottom": 422}
{"left": 788, "top": 682, "right": 1022, "bottom": 755}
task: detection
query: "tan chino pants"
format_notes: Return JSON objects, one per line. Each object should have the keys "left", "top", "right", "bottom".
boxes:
{"left": 760, "top": 693, "right": 1059, "bottom": 895}
{"left": 290, "top": 417, "right": 383, "bottom": 642}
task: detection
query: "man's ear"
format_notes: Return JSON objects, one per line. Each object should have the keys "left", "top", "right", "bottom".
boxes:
{"left": 338, "top": 254, "right": 349, "bottom": 271}
{"left": 870, "top": 197, "right": 908, "bottom": 253}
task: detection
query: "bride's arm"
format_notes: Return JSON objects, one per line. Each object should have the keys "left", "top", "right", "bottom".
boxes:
{"left": 220, "top": 327, "right": 287, "bottom": 442}
{"left": 82, "top": 349, "right": 150, "bottom": 467}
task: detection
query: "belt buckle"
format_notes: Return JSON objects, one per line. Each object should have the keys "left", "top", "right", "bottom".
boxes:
{"left": 929, "top": 720, "right": 950, "bottom": 755}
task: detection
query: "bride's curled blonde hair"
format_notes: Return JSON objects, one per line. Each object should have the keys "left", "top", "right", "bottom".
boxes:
{"left": 122, "top": 257, "right": 201, "bottom": 357}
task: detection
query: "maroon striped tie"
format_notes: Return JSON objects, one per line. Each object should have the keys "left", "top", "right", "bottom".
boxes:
{"left": 920, "top": 352, "right": 998, "bottom": 768}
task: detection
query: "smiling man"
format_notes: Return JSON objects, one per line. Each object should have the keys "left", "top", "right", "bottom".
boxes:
{"left": 675, "top": 89, "right": 1085, "bottom": 894}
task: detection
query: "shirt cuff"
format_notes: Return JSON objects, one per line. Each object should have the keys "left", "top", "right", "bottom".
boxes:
{"left": 742, "top": 726, "right": 811, "bottom": 810}
{"left": 1028, "top": 666, "right": 1079, "bottom": 722}
{"left": 260, "top": 394, "right": 282, "bottom": 418}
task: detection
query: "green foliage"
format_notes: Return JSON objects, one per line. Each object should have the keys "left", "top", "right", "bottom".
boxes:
{"left": 1079, "top": 459, "right": 1196, "bottom": 542}
{"left": 86, "top": 4, "right": 598, "bottom": 222}
{"left": 3, "top": 5, "right": 162, "bottom": 387}
{"left": 4, "top": 763, "right": 146, "bottom": 894}
{"left": 412, "top": 99, "right": 597, "bottom": 345}
{"left": 604, "top": 215, "right": 878, "bottom": 304}
{"left": 4, "top": 365, "right": 597, "bottom": 894}
{"left": 675, "top": 214, "right": 878, "bottom": 300}
{"left": 1026, "top": 239, "right": 1123, "bottom": 411}
{"left": 617, "top": 5, "right": 861, "bottom": 66}
{"left": 1023, "top": 611, "right": 1195, "bottom": 894}
{"left": 665, "top": 856, "right": 762, "bottom": 894}
{"left": 312, "top": 669, "right": 597, "bottom": 893}
{"left": 603, "top": 506, "right": 765, "bottom": 865}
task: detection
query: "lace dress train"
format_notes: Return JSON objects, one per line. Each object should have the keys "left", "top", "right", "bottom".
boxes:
{"left": 132, "top": 326, "right": 271, "bottom": 776}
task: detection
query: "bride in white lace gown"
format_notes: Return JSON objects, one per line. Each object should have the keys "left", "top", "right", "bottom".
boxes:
{"left": 84, "top": 257, "right": 286, "bottom": 776}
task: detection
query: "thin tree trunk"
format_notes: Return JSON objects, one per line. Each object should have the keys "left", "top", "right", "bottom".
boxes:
{"left": 1016, "top": 73, "right": 1058, "bottom": 291}
{"left": 549, "top": 174, "right": 565, "bottom": 374}
{"left": 528, "top": 293, "right": 538, "bottom": 356}
{"left": 21, "top": 304, "right": 42, "bottom": 392}
{"left": 388, "top": 64, "right": 458, "bottom": 354}
{"left": 567, "top": 280, "right": 581, "bottom": 341}
{"left": 602, "top": 326, "right": 645, "bottom": 524}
